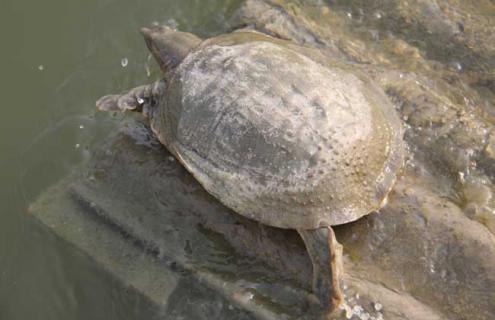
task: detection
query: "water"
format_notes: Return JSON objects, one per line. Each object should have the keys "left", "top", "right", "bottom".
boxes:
{"left": 0, "top": 0, "right": 240, "bottom": 319}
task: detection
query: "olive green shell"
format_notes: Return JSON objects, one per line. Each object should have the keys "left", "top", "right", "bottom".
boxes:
{"left": 153, "top": 30, "right": 404, "bottom": 229}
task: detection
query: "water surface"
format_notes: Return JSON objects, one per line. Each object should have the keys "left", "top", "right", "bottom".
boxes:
{"left": 0, "top": 0, "right": 239, "bottom": 319}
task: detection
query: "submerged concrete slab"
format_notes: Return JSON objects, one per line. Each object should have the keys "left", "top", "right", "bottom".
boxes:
{"left": 30, "top": 120, "right": 492, "bottom": 320}
{"left": 29, "top": 176, "right": 259, "bottom": 320}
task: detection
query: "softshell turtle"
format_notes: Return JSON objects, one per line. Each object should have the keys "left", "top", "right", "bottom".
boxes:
{"left": 97, "top": 26, "right": 404, "bottom": 317}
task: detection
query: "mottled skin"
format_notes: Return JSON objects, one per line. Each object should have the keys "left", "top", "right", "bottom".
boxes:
{"left": 97, "top": 26, "right": 404, "bottom": 318}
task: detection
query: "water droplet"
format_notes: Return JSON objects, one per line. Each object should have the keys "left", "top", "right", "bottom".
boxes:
{"left": 344, "top": 304, "right": 353, "bottom": 319}
{"left": 451, "top": 61, "right": 462, "bottom": 71}
{"left": 369, "top": 29, "right": 380, "bottom": 41}
{"left": 121, "top": 58, "right": 129, "bottom": 68}
{"left": 352, "top": 305, "right": 364, "bottom": 315}
{"left": 429, "top": 261, "right": 436, "bottom": 273}
{"left": 374, "top": 302, "right": 383, "bottom": 311}
{"left": 38, "top": 65, "right": 44, "bottom": 71}
{"left": 145, "top": 64, "right": 151, "bottom": 77}
{"left": 233, "top": 291, "right": 254, "bottom": 304}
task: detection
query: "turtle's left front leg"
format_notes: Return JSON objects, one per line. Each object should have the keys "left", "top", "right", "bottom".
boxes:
{"left": 96, "top": 80, "right": 165, "bottom": 118}
{"left": 298, "top": 226, "right": 344, "bottom": 317}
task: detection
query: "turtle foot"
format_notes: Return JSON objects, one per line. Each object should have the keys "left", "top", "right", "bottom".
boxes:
{"left": 96, "top": 82, "right": 164, "bottom": 115}
{"left": 298, "top": 226, "right": 344, "bottom": 317}
{"left": 96, "top": 93, "right": 138, "bottom": 112}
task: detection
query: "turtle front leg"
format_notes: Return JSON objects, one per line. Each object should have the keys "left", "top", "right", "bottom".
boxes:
{"left": 297, "top": 227, "right": 344, "bottom": 317}
{"left": 96, "top": 80, "right": 165, "bottom": 118}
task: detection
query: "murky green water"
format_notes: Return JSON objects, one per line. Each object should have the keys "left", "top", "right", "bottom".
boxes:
{"left": 0, "top": 0, "right": 239, "bottom": 319}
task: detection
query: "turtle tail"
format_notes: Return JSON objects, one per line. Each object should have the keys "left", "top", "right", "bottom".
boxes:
{"left": 96, "top": 80, "right": 165, "bottom": 118}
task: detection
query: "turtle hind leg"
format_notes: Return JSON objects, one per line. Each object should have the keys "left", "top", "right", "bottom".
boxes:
{"left": 297, "top": 226, "right": 344, "bottom": 317}
{"left": 96, "top": 80, "right": 165, "bottom": 118}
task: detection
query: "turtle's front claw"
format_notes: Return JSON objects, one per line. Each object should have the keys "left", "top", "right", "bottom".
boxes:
{"left": 97, "top": 92, "right": 140, "bottom": 112}
{"left": 96, "top": 94, "right": 123, "bottom": 112}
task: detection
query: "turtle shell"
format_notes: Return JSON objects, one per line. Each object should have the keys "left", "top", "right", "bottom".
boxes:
{"left": 153, "top": 31, "right": 404, "bottom": 229}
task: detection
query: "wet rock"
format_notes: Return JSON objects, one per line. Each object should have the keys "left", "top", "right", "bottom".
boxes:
{"left": 338, "top": 174, "right": 495, "bottom": 320}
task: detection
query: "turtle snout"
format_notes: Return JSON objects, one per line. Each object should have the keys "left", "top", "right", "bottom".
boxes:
{"left": 140, "top": 27, "right": 153, "bottom": 39}
{"left": 140, "top": 26, "right": 173, "bottom": 39}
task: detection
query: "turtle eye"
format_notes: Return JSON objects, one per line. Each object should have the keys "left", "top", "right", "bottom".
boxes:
{"left": 148, "top": 96, "right": 160, "bottom": 108}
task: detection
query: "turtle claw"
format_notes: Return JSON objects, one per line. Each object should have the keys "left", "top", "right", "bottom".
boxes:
{"left": 96, "top": 91, "right": 141, "bottom": 112}
{"left": 96, "top": 94, "right": 123, "bottom": 112}
{"left": 117, "top": 94, "right": 140, "bottom": 111}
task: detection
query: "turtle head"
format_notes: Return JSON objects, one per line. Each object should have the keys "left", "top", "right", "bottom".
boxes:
{"left": 141, "top": 26, "right": 202, "bottom": 74}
